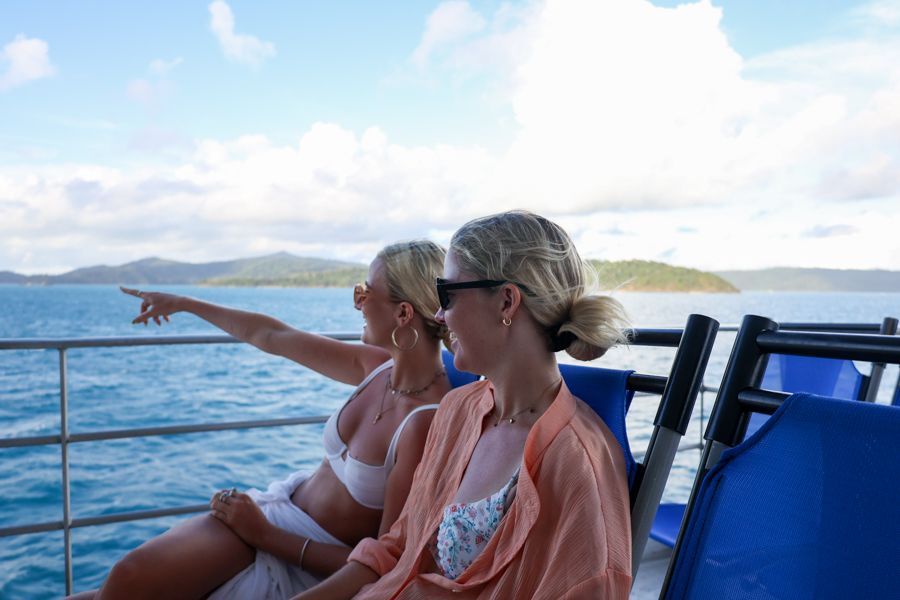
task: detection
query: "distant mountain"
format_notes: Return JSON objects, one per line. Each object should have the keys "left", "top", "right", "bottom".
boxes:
{"left": 0, "top": 271, "right": 28, "bottom": 284}
{"left": 590, "top": 260, "right": 738, "bottom": 293}
{"left": 8, "top": 256, "right": 895, "bottom": 292}
{"left": 3, "top": 253, "right": 367, "bottom": 287}
{"left": 715, "top": 268, "right": 900, "bottom": 292}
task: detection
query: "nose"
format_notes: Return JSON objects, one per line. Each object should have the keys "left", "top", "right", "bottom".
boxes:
{"left": 434, "top": 307, "right": 446, "bottom": 323}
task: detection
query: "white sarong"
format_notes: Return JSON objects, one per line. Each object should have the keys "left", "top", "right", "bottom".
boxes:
{"left": 208, "top": 470, "right": 348, "bottom": 600}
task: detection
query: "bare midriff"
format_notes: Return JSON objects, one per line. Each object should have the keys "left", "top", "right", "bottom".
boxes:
{"left": 290, "top": 458, "right": 382, "bottom": 546}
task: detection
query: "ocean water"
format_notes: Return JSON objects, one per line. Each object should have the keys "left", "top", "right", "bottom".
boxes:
{"left": 1, "top": 285, "right": 898, "bottom": 598}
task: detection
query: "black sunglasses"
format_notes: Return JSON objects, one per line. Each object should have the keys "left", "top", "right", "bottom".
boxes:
{"left": 435, "top": 277, "right": 510, "bottom": 310}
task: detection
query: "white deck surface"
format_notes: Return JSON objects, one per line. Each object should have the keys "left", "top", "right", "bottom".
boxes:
{"left": 630, "top": 539, "right": 673, "bottom": 599}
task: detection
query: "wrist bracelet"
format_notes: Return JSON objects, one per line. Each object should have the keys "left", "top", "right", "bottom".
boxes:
{"left": 299, "top": 538, "right": 312, "bottom": 568}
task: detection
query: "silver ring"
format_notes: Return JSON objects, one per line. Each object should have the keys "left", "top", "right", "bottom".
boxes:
{"left": 219, "top": 489, "right": 231, "bottom": 502}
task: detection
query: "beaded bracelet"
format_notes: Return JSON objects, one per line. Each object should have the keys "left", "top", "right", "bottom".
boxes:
{"left": 299, "top": 538, "right": 312, "bottom": 568}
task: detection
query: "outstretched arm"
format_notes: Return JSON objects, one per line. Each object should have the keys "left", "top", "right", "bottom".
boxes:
{"left": 120, "top": 287, "right": 388, "bottom": 385}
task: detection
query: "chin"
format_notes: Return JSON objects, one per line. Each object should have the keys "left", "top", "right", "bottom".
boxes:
{"left": 451, "top": 346, "right": 475, "bottom": 374}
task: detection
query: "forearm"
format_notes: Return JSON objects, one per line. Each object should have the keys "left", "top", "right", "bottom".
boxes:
{"left": 180, "top": 297, "right": 289, "bottom": 352}
{"left": 256, "top": 526, "right": 353, "bottom": 577}
{"left": 290, "top": 561, "right": 379, "bottom": 600}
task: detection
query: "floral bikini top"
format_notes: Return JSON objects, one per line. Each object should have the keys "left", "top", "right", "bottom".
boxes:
{"left": 430, "top": 470, "right": 519, "bottom": 580}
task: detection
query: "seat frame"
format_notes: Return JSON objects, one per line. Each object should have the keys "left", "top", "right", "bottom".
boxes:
{"left": 658, "top": 314, "right": 900, "bottom": 598}
{"left": 603, "top": 314, "right": 719, "bottom": 578}
{"left": 649, "top": 317, "right": 898, "bottom": 549}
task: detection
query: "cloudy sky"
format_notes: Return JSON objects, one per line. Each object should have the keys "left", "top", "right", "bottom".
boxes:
{"left": 2, "top": 0, "right": 899, "bottom": 274}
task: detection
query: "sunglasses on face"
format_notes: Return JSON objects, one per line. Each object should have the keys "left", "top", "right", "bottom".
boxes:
{"left": 435, "top": 277, "right": 509, "bottom": 310}
{"left": 353, "top": 282, "right": 371, "bottom": 308}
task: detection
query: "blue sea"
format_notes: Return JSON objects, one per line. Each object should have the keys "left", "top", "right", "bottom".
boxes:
{"left": 1, "top": 285, "right": 898, "bottom": 598}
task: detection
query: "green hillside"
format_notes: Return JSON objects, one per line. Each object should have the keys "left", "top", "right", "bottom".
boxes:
{"left": 5, "top": 253, "right": 366, "bottom": 287}
{"left": 589, "top": 260, "right": 738, "bottom": 293}
{"left": 203, "top": 267, "right": 367, "bottom": 287}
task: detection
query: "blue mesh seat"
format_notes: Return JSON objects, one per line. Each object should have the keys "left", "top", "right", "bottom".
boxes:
{"left": 559, "top": 364, "right": 636, "bottom": 487}
{"left": 660, "top": 315, "right": 900, "bottom": 599}
{"left": 651, "top": 319, "right": 896, "bottom": 550}
{"left": 441, "top": 349, "right": 480, "bottom": 389}
{"left": 664, "top": 394, "right": 900, "bottom": 599}
{"left": 745, "top": 354, "right": 864, "bottom": 436}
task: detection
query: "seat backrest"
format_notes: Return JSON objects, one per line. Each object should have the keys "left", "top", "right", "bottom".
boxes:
{"left": 744, "top": 318, "right": 896, "bottom": 436}
{"left": 664, "top": 393, "right": 900, "bottom": 599}
{"left": 661, "top": 315, "right": 900, "bottom": 599}
{"left": 745, "top": 354, "right": 865, "bottom": 436}
{"left": 761, "top": 353, "right": 864, "bottom": 398}
{"left": 560, "top": 364, "right": 636, "bottom": 486}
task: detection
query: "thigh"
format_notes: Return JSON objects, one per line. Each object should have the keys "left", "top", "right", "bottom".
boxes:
{"left": 98, "top": 514, "right": 256, "bottom": 600}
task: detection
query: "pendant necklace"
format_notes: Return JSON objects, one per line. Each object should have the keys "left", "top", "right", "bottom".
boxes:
{"left": 492, "top": 377, "right": 561, "bottom": 427}
{"left": 373, "top": 367, "right": 446, "bottom": 424}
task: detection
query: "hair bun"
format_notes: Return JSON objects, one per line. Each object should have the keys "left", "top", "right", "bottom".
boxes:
{"left": 551, "top": 328, "right": 576, "bottom": 352}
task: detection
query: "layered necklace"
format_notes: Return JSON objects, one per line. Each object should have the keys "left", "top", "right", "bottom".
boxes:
{"left": 491, "top": 377, "right": 561, "bottom": 427}
{"left": 373, "top": 367, "right": 446, "bottom": 424}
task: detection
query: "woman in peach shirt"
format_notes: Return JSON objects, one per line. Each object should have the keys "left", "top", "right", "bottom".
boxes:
{"left": 294, "top": 210, "right": 632, "bottom": 599}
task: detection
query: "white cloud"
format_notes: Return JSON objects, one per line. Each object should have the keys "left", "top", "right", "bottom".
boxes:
{"left": 0, "top": 34, "right": 56, "bottom": 92}
{"left": 4, "top": 0, "right": 900, "bottom": 273}
{"left": 412, "top": 1, "right": 487, "bottom": 68}
{"left": 149, "top": 57, "right": 184, "bottom": 76}
{"left": 208, "top": 1, "right": 276, "bottom": 67}
{"left": 0, "top": 125, "right": 497, "bottom": 273}
{"left": 127, "top": 58, "right": 182, "bottom": 110}
{"left": 852, "top": 0, "right": 900, "bottom": 26}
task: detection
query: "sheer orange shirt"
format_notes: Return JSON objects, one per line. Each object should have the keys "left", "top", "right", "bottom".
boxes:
{"left": 348, "top": 379, "right": 632, "bottom": 599}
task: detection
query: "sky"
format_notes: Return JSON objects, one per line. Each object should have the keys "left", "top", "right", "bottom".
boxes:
{"left": 2, "top": 0, "right": 899, "bottom": 275}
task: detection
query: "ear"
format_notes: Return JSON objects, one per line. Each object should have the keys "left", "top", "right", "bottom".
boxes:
{"left": 499, "top": 284, "right": 523, "bottom": 321}
{"left": 395, "top": 301, "right": 415, "bottom": 326}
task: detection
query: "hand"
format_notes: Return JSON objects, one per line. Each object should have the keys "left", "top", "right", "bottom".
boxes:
{"left": 120, "top": 286, "right": 182, "bottom": 326}
{"left": 209, "top": 488, "right": 270, "bottom": 548}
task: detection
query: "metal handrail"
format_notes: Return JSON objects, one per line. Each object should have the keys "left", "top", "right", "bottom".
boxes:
{"left": 0, "top": 332, "right": 360, "bottom": 595}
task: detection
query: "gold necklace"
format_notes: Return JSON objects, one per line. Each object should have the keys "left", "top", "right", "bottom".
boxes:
{"left": 492, "top": 377, "right": 561, "bottom": 427}
{"left": 373, "top": 368, "right": 446, "bottom": 424}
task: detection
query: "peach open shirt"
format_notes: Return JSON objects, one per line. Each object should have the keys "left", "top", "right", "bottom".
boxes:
{"left": 348, "top": 379, "right": 632, "bottom": 599}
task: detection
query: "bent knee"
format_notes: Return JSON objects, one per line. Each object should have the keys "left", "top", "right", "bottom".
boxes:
{"left": 101, "top": 549, "right": 163, "bottom": 600}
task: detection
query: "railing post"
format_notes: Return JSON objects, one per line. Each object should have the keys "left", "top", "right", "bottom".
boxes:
{"left": 59, "top": 348, "right": 73, "bottom": 595}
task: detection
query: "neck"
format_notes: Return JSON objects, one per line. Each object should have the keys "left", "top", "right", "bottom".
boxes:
{"left": 488, "top": 353, "right": 561, "bottom": 418}
{"left": 390, "top": 337, "right": 444, "bottom": 392}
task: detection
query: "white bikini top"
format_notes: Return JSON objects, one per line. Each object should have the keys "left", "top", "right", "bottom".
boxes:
{"left": 322, "top": 360, "right": 438, "bottom": 509}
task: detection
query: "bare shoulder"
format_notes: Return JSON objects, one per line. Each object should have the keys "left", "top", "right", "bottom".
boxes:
{"left": 399, "top": 405, "right": 439, "bottom": 441}
{"left": 356, "top": 346, "right": 393, "bottom": 376}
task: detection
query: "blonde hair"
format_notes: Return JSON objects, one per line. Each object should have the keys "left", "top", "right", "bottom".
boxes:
{"left": 449, "top": 210, "right": 630, "bottom": 360}
{"left": 377, "top": 240, "right": 450, "bottom": 348}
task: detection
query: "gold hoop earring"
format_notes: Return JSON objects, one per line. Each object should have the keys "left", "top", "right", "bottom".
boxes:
{"left": 502, "top": 317, "right": 512, "bottom": 327}
{"left": 391, "top": 326, "right": 419, "bottom": 351}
